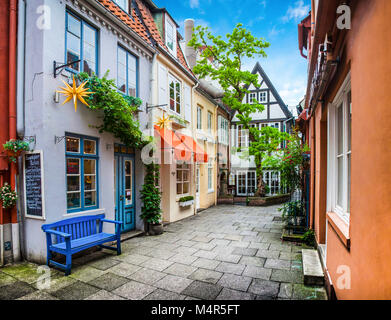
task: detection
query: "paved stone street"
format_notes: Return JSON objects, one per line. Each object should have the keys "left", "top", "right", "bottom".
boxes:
{"left": 0, "top": 205, "right": 327, "bottom": 300}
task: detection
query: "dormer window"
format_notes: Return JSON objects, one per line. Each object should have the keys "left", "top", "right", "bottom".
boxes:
{"left": 114, "top": 0, "right": 129, "bottom": 13}
{"left": 165, "top": 16, "right": 177, "bottom": 56}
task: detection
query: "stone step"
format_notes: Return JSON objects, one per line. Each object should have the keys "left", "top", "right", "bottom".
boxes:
{"left": 302, "top": 249, "right": 325, "bottom": 286}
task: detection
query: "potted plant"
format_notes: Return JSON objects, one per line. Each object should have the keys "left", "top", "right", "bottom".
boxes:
{"left": 0, "top": 183, "right": 18, "bottom": 209}
{"left": 179, "top": 196, "right": 194, "bottom": 207}
{"left": 140, "top": 163, "right": 163, "bottom": 236}
{"left": 3, "top": 139, "right": 30, "bottom": 163}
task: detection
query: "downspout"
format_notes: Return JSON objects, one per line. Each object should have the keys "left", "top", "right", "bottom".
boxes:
{"left": 17, "top": 0, "right": 26, "bottom": 137}
{"left": 9, "top": 0, "right": 20, "bottom": 262}
{"left": 16, "top": 0, "right": 26, "bottom": 261}
{"left": 192, "top": 82, "right": 200, "bottom": 216}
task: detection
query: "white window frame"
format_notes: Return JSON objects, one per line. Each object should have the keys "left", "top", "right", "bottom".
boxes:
{"left": 218, "top": 116, "right": 229, "bottom": 145}
{"left": 236, "top": 170, "right": 256, "bottom": 196}
{"left": 263, "top": 170, "right": 281, "bottom": 196}
{"left": 168, "top": 74, "right": 181, "bottom": 115}
{"left": 258, "top": 91, "right": 267, "bottom": 103}
{"left": 208, "top": 160, "right": 214, "bottom": 192}
{"left": 327, "top": 73, "right": 351, "bottom": 224}
{"left": 237, "top": 125, "right": 249, "bottom": 148}
{"left": 165, "top": 16, "right": 177, "bottom": 57}
{"left": 197, "top": 106, "right": 202, "bottom": 130}
{"left": 176, "top": 163, "right": 190, "bottom": 195}
{"left": 207, "top": 111, "right": 213, "bottom": 134}
{"left": 249, "top": 92, "right": 257, "bottom": 104}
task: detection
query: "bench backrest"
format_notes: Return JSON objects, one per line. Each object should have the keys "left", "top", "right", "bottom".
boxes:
{"left": 42, "top": 214, "right": 105, "bottom": 243}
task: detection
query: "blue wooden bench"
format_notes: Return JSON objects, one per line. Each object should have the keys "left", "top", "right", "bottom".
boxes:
{"left": 41, "top": 214, "right": 122, "bottom": 276}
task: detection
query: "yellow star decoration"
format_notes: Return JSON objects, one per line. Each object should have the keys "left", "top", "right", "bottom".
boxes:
{"left": 155, "top": 114, "right": 171, "bottom": 129}
{"left": 57, "top": 76, "right": 94, "bottom": 112}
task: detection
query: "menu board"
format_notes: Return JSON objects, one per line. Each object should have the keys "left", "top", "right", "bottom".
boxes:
{"left": 24, "top": 151, "right": 45, "bottom": 218}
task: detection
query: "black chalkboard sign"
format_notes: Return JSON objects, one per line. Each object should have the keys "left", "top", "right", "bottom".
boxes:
{"left": 24, "top": 152, "right": 45, "bottom": 218}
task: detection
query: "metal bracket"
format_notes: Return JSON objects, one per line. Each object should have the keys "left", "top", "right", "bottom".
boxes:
{"left": 53, "top": 60, "right": 81, "bottom": 78}
{"left": 146, "top": 103, "right": 168, "bottom": 113}
{"left": 54, "top": 135, "right": 66, "bottom": 144}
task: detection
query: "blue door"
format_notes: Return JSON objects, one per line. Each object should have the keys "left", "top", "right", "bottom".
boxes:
{"left": 115, "top": 153, "right": 135, "bottom": 233}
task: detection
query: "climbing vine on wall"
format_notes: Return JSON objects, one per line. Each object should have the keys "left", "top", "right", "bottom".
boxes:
{"left": 77, "top": 71, "right": 149, "bottom": 149}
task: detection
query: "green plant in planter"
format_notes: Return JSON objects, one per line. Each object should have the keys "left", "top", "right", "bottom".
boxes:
{"left": 303, "top": 229, "right": 316, "bottom": 247}
{"left": 77, "top": 71, "right": 149, "bottom": 149}
{"left": 140, "top": 163, "right": 162, "bottom": 225}
{"left": 179, "top": 196, "right": 194, "bottom": 202}
{"left": 3, "top": 139, "right": 30, "bottom": 162}
{"left": 278, "top": 201, "right": 305, "bottom": 226}
{"left": 0, "top": 183, "right": 18, "bottom": 209}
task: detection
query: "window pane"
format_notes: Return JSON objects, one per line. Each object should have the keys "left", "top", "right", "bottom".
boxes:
{"left": 177, "top": 183, "right": 182, "bottom": 194}
{"left": 183, "top": 182, "right": 189, "bottom": 194}
{"left": 67, "top": 14, "right": 81, "bottom": 36}
{"left": 67, "top": 176, "right": 80, "bottom": 192}
{"left": 84, "top": 175, "right": 96, "bottom": 191}
{"left": 67, "top": 192, "right": 81, "bottom": 209}
{"left": 337, "top": 156, "right": 344, "bottom": 207}
{"left": 84, "top": 159, "right": 96, "bottom": 175}
{"left": 67, "top": 158, "right": 80, "bottom": 174}
{"left": 84, "top": 191, "right": 96, "bottom": 207}
{"left": 337, "top": 104, "right": 344, "bottom": 155}
{"left": 84, "top": 139, "right": 96, "bottom": 154}
{"left": 66, "top": 137, "right": 80, "bottom": 153}
{"left": 125, "top": 160, "right": 131, "bottom": 175}
{"left": 177, "top": 170, "right": 182, "bottom": 181}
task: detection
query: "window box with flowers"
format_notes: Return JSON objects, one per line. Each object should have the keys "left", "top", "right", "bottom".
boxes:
{"left": 0, "top": 183, "right": 18, "bottom": 209}
{"left": 178, "top": 196, "right": 194, "bottom": 208}
{"left": 3, "top": 139, "right": 30, "bottom": 163}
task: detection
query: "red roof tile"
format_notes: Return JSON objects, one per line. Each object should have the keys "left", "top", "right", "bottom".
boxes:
{"left": 98, "top": 0, "right": 151, "bottom": 45}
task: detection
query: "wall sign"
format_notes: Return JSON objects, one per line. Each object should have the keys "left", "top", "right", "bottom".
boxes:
{"left": 23, "top": 151, "right": 45, "bottom": 219}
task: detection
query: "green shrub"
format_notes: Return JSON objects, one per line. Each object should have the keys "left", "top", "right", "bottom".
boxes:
{"left": 140, "top": 163, "right": 162, "bottom": 224}
{"left": 179, "top": 196, "right": 194, "bottom": 202}
{"left": 303, "top": 229, "right": 316, "bottom": 247}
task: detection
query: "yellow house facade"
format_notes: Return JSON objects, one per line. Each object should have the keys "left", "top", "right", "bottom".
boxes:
{"left": 193, "top": 88, "right": 218, "bottom": 211}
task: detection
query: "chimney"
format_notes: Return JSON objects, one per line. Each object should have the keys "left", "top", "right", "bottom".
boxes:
{"left": 184, "top": 19, "right": 196, "bottom": 70}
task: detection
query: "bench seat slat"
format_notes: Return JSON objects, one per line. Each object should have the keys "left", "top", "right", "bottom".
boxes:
{"left": 51, "top": 232, "right": 115, "bottom": 252}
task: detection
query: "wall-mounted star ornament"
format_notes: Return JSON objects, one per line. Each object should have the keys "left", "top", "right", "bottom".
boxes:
{"left": 155, "top": 114, "right": 171, "bottom": 129}
{"left": 57, "top": 76, "right": 94, "bottom": 112}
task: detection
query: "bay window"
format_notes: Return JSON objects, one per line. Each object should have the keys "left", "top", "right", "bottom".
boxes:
{"left": 65, "top": 11, "right": 98, "bottom": 76}
{"left": 218, "top": 116, "right": 229, "bottom": 145}
{"left": 66, "top": 135, "right": 99, "bottom": 212}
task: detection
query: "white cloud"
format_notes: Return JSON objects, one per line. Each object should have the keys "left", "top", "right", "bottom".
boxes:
{"left": 190, "top": 0, "right": 200, "bottom": 9}
{"left": 282, "top": 0, "right": 310, "bottom": 22}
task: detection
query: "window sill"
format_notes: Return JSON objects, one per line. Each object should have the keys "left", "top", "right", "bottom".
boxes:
{"left": 208, "top": 189, "right": 214, "bottom": 194}
{"left": 327, "top": 211, "right": 350, "bottom": 249}
{"left": 64, "top": 208, "right": 105, "bottom": 217}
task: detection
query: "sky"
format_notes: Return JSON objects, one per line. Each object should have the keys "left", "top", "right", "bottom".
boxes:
{"left": 154, "top": 0, "right": 310, "bottom": 111}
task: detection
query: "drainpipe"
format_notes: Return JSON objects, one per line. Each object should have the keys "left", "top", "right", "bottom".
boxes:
{"left": 9, "top": 0, "right": 20, "bottom": 262}
{"left": 17, "top": 0, "right": 26, "bottom": 137}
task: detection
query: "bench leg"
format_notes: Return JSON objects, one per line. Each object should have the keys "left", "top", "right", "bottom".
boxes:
{"left": 46, "top": 250, "right": 52, "bottom": 267}
{"left": 65, "top": 254, "right": 72, "bottom": 276}
{"left": 116, "top": 237, "right": 121, "bottom": 255}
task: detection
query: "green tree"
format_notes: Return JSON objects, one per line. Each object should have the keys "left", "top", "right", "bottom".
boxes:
{"left": 188, "top": 24, "right": 288, "bottom": 195}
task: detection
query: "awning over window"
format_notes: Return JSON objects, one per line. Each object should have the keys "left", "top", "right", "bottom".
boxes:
{"left": 154, "top": 126, "right": 208, "bottom": 163}
{"left": 175, "top": 132, "right": 208, "bottom": 163}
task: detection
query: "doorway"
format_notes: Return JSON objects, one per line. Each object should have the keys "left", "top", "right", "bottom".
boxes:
{"left": 114, "top": 148, "right": 135, "bottom": 233}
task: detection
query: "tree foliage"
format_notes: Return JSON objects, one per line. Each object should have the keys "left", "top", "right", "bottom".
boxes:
{"left": 188, "top": 24, "right": 288, "bottom": 195}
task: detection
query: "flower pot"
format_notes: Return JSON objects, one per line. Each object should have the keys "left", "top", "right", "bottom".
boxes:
{"left": 149, "top": 223, "right": 163, "bottom": 236}
{"left": 6, "top": 150, "right": 23, "bottom": 158}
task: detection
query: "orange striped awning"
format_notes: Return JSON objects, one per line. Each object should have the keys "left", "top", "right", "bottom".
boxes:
{"left": 154, "top": 126, "right": 208, "bottom": 163}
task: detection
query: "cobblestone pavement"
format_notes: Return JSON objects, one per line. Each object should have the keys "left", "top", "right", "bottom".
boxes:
{"left": 0, "top": 205, "right": 327, "bottom": 300}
